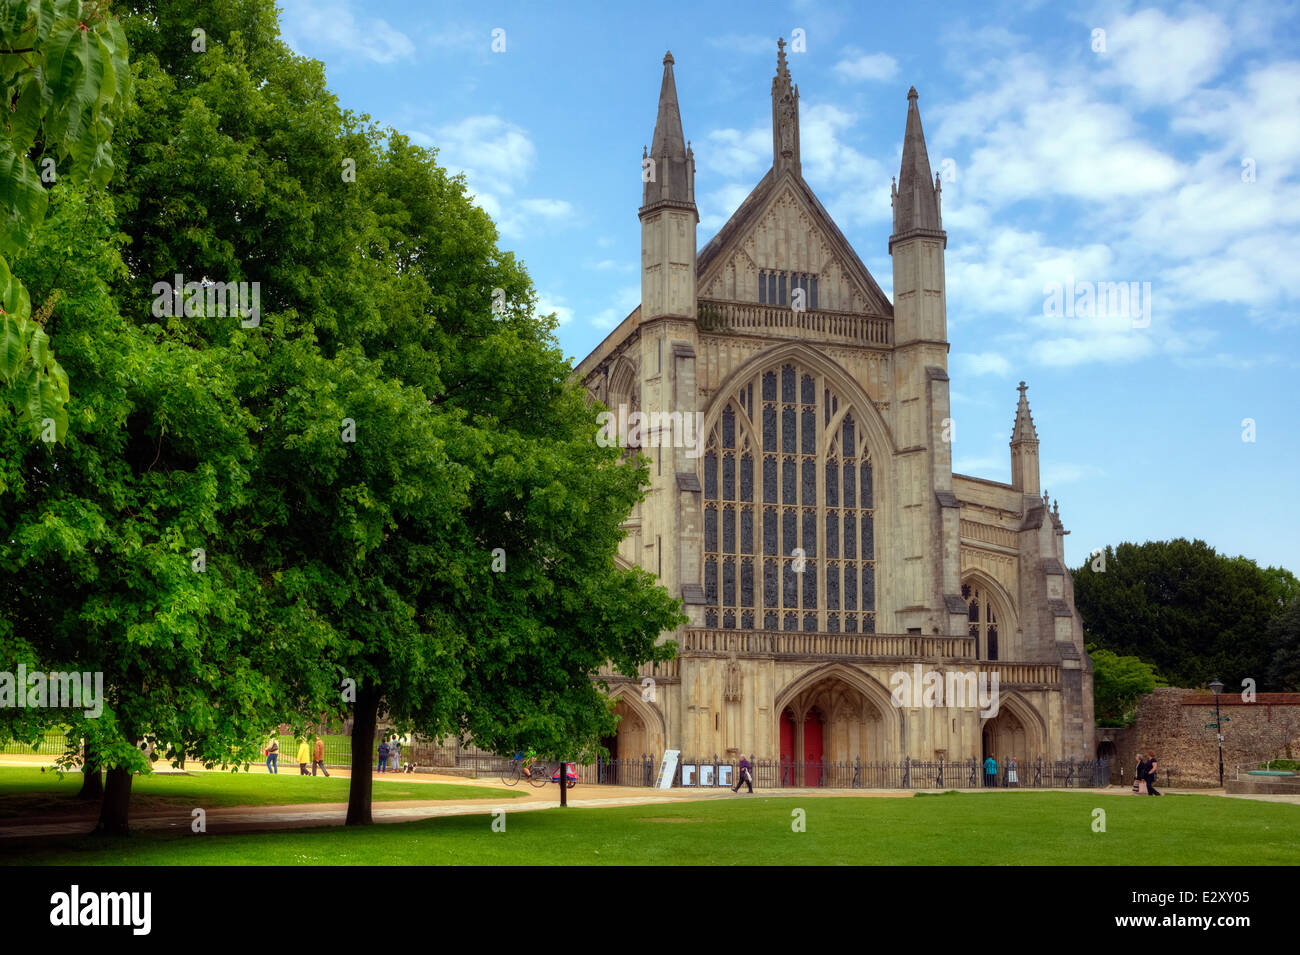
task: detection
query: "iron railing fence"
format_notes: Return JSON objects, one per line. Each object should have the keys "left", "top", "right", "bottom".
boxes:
{"left": 1, "top": 731, "right": 73, "bottom": 757}
{"left": 670, "top": 755, "right": 1115, "bottom": 790}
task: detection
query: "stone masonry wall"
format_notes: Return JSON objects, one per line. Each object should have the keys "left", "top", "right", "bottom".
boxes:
{"left": 1131, "top": 687, "right": 1300, "bottom": 787}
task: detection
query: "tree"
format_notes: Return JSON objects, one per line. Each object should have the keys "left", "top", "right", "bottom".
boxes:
{"left": 1, "top": 0, "right": 129, "bottom": 441}
{"left": 95, "top": 0, "right": 683, "bottom": 829}
{"left": 0, "top": 178, "right": 291, "bottom": 834}
{"left": 1072, "top": 539, "right": 1295, "bottom": 689}
{"left": 1087, "top": 644, "right": 1161, "bottom": 726}
{"left": 1265, "top": 597, "right": 1300, "bottom": 692}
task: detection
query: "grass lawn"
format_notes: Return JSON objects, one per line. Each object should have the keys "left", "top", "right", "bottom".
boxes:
{"left": 0, "top": 766, "right": 520, "bottom": 820}
{"left": 6, "top": 791, "right": 1298, "bottom": 866}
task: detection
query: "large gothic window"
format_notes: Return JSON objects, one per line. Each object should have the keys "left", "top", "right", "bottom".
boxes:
{"left": 702, "top": 362, "right": 875, "bottom": 633}
{"left": 962, "top": 582, "right": 998, "bottom": 660}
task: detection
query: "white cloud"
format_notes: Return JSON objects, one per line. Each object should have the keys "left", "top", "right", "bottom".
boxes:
{"left": 962, "top": 352, "right": 1012, "bottom": 376}
{"left": 590, "top": 285, "right": 642, "bottom": 330}
{"left": 416, "top": 116, "right": 576, "bottom": 240}
{"left": 833, "top": 50, "right": 898, "bottom": 83}
{"left": 278, "top": 0, "right": 415, "bottom": 64}
{"left": 700, "top": 127, "right": 771, "bottom": 177}
{"left": 536, "top": 294, "right": 574, "bottom": 327}
{"left": 1095, "top": 9, "right": 1231, "bottom": 105}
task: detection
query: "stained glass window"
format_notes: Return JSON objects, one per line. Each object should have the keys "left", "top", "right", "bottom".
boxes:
{"left": 700, "top": 361, "right": 876, "bottom": 632}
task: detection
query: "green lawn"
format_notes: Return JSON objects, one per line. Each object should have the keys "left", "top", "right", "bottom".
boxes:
{"left": 5, "top": 791, "right": 1298, "bottom": 866}
{"left": 0, "top": 766, "right": 519, "bottom": 820}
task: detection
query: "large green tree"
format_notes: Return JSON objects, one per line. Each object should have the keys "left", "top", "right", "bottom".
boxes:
{"left": 1, "top": 0, "right": 129, "bottom": 440}
{"left": 100, "top": 0, "right": 683, "bottom": 829}
{"left": 1073, "top": 539, "right": 1298, "bottom": 690}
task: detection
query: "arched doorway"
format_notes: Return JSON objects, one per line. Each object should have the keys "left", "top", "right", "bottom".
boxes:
{"left": 982, "top": 708, "right": 1027, "bottom": 763}
{"left": 778, "top": 673, "right": 889, "bottom": 783}
{"left": 604, "top": 698, "right": 648, "bottom": 761}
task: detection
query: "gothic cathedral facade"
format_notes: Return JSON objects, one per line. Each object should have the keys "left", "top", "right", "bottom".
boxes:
{"left": 577, "top": 45, "right": 1095, "bottom": 766}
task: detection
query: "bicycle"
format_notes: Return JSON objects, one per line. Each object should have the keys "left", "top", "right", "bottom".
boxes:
{"left": 501, "top": 752, "right": 539, "bottom": 787}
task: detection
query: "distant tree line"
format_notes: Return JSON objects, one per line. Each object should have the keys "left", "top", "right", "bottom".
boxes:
{"left": 1074, "top": 539, "right": 1300, "bottom": 725}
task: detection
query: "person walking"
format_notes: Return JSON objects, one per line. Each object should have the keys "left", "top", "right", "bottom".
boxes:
{"left": 312, "top": 735, "right": 329, "bottom": 777}
{"left": 1132, "top": 754, "right": 1149, "bottom": 794}
{"left": 1144, "top": 751, "right": 1162, "bottom": 796}
{"left": 731, "top": 755, "right": 753, "bottom": 794}
{"left": 296, "top": 737, "right": 311, "bottom": 775}
{"left": 264, "top": 734, "right": 279, "bottom": 774}
{"left": 983, "top": 754, "right": 998, "bottom": 788}
{"left": 377, "top": 737, "right": 390, "bottom": 773}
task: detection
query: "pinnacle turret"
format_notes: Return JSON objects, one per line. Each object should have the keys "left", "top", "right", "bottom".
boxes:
{"left": 890, "top": 86, "right": 943, "bottom": 244}
{"left": 1010, "top": 382, "right": 1041, "bottom": 496}
{"left": 771, "top": 38, "right": 801, "bottom": 176}
{"left": 1011, "top": 381, "right": 1039, "bottom": 445}
{"left": 643, "top": 51, "right": 694, "bottom": 209}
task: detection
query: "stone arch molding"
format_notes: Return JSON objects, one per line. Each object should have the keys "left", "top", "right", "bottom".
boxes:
{"left": 701, "top": 341, "right": 896, "bottom": 467}
{"left": 773, "top": 662, "right": 902, "bottom": 749}
{"left": 960, "top": 565, "right": 1019, "bottom": 635}
{"left": 980, "top": 688, "right": 1047, "bottom": 756}
{"left": 605, "top": 682, "right": 667, "bottom": 755}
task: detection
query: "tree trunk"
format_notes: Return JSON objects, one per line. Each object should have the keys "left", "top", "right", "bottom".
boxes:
{"left": 92, "top": 767, "right": 133, "bottom": 835}
{"left": 77, "top": 740, "right": 104, "bottom": 801}
{"left": 346, "top": 683, "right": 381, "bottom": 826}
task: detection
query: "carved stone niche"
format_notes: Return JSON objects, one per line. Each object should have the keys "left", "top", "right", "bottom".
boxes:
{"left": 724, "top": 656, "right": 743, "bottom": 702}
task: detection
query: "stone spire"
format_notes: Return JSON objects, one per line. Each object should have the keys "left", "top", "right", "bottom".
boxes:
{"left": 1010, "top": 381, "right": 1040, "bottom": 495}
{"left": 890, "top": 86, "right": 943, "bottom": 245}
{"left": 1011, "top": 381, "right": 1038, "bottom": 444}
{"left": 771, "top": 37, "right": 801, "bottom": 176}
{"left": 643, "top": 51, "right": 694, "bottom": 209}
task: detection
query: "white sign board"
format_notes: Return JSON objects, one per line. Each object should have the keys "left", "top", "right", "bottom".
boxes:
{"left": 656, "top": 749, "right": 680, "bottom": 789}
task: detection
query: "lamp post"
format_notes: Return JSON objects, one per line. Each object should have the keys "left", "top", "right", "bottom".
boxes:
{"left": 1208, "top": 679, "right": 1225, "bottom": 788}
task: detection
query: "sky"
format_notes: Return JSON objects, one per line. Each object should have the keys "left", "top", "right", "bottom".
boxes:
{"left": 275, "top": 0, "right": 1300, "bottom": 574}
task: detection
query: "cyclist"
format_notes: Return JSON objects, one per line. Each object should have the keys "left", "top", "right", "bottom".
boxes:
{"left": 521, "top": 747, "right": 538, "bottom": 778}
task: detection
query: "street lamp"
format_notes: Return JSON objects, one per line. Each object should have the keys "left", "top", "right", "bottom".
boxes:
{"left": 1208, "top": 679, "right": 1225, "bottom": 788}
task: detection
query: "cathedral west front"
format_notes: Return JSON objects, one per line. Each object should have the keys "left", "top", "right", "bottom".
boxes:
{"left": 578, "top": 42, "right": 1095, "bottom": 768}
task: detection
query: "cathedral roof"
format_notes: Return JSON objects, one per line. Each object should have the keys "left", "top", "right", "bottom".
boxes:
{"left": 695, "top": 42, "right": 893, "bottom": 317}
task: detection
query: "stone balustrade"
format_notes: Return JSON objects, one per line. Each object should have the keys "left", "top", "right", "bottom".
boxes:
{"left": 696, "top": 298, "right": 892, "bottom": 347}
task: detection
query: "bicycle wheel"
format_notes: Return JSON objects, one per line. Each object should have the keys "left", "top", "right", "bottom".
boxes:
{"left": 527, "top": 764, "right": 550, "bottom": 788}
{"left": 501, "top": 763, "right": 520, "bottom": 786}
{"left": 566, "top": 776, "right": 577, "bottom": 789}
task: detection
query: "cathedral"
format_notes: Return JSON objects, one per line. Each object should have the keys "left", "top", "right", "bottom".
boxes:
{"left": 578, "top": 43, "right": 1095, "bottom": 768}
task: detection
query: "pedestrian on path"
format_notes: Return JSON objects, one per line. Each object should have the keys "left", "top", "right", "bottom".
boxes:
{"left": 1144, "top": 751, "right": 1162, "bottom": 796}
{"left": 297, "top": 738, "right": 310, "bottom": 775}
{"left": 390, "top": 735, "right": 401, "bottom": 773}
{"left": 983, "top": 754, "right": 998, "bottom": 788}
{"left": 731, "top": 755, "right": 753, "bottom": 793}
{"left": 312, "top": 736, "right": 329, "bottom": 777}
{"left": 264, "top": 734, "right": 279, "bottom": 774}
{"left": 377, "top": 738, "right": 390, "bottom": 773}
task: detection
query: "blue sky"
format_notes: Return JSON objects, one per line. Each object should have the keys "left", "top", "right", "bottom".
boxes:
{"left": 275, "top": 0, "right": 1300, "bottom": 574}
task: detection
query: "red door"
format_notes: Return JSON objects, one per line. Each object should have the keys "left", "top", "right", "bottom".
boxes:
{"left": 803, "top": 711, "right": 824, "bottom": 786}
{"left": 780, "top": 710, "right": 795, "bottom": 784}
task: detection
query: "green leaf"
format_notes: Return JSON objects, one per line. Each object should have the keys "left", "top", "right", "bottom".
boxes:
{"left": 10, "top": 75, "right": 47, "bottom": 155}
{"left": 0, "top": 147, "right": 49, "bottom": 256}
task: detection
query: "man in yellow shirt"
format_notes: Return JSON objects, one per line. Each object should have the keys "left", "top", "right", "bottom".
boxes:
{"left": 297, "top": 738, "right": 311, "bottom": 775}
